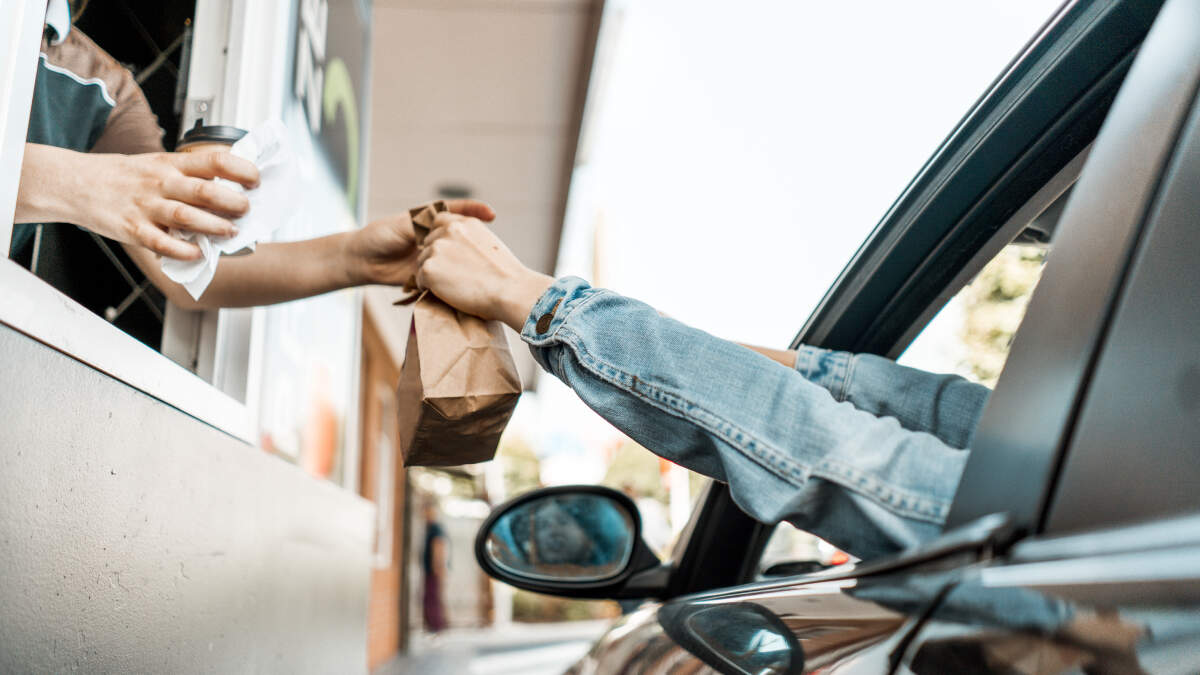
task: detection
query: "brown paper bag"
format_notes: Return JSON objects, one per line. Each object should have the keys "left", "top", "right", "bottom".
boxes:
{"left": 395, "top": 202, "right": 522, "bottom": 466}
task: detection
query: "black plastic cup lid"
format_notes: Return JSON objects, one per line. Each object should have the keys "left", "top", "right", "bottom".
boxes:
{"left": 178, "top": 118, "right": 248, "bottom": 147}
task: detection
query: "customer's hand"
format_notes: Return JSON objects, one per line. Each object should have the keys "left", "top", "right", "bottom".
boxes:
{"left": 345, "top": 199, "right": 496, "bottom": 287}
{"left": 16, "top": 144, "right": 260, "bottom": 260}
{"left": 415, "top": 212, "right": 554, "bottom": 331}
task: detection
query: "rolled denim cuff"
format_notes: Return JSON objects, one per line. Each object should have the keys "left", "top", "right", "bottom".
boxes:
{"left": 793, "top": 344, "right": 853, "bottom": 402}
{"left": 520, "top": 275, "right": 595, "bottom": 346}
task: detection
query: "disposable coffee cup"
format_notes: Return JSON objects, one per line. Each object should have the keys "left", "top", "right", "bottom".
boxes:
{"left": 176, "top": 120, "right": 252, "bottom": 255}
{"left": 177, "top": 119, "right": 247, "bottom": 153}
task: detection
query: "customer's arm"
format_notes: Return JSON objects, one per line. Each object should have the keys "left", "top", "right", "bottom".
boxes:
{"left": 743, "top": 343, "right": 990, "bottom": 450}
{"left": 415, "top": 215, "right": 970, "bottom": 559}
{"left": 792, "top": 346, "right": 989, "bottom": 450}
{"left": 124, "top": 200, "right": 496, "bottom": 310}
{"left": 741, "top": 344, "right": 798, "bottom": 368}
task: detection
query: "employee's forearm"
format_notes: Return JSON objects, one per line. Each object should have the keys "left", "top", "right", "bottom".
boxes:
{"left": 15, "top": 144, "right": 88, "bottom": 224}
{"left": 201, "top": 233, "right": 364, "bottom": 307}
{"left": 127, "top": 231, "right": 366, "bottom": 309}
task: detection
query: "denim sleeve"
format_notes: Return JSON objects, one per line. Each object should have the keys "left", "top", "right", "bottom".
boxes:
{"left": 793, "top": 346, "right": 991, "bottom": 450}
{"left": 520, "top": 277, "right": 970, "bottom": 559}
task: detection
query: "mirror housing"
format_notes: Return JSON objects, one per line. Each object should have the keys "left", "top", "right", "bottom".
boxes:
{"left": 475, "top": 485, "right": 663, "bottom": 599}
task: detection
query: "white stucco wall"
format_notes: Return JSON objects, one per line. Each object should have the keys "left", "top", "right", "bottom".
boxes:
{"left": 0, "top": 325, "right": 374, "bottom": 672}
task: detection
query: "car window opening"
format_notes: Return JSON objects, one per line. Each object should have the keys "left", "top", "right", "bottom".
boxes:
{"left": 759, "top": 183, "right": 1069, "bottom": 577}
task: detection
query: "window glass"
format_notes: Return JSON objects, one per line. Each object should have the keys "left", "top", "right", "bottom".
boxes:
{"left": 898, "top": 243, "right": 1048, "bottom": 386}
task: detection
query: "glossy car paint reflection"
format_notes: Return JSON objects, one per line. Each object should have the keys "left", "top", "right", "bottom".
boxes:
{"left": 898, "top": 538, "right": 1200, "bottom": 673}
{"left": 574, "top": 542, "right": 1200, "bottom": 674}
{"left": 583, "top": 528, "right": 1200, "bottom": 667}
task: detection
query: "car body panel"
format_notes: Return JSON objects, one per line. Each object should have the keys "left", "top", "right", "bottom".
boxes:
{"left": 898, "top": 518, "right": 1200, "bottom": 673}
{"left": 569, "top": 579, "right": 906, "bottom": 675}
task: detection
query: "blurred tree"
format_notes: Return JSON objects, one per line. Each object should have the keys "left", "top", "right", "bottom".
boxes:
{"left": 511, "top": 589, "right": 619, "bottom": 623}
{"left": 688, "top": 470, "right": 709, "bottom": 501}
{"left": 960, "top": 245, "right": 1047, "bottom": 386}
{"left": 601, "top": 439, "right": 667, "bottom": 503}
{"left": 497, "top": 435, "right": 542, "bottom": 497}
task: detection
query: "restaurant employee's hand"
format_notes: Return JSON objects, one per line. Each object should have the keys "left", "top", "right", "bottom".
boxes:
{"left": 15, "top": 144, "right": 260, "bottom": 260}
{"left": 415, "top": 212, "right": 553, "bottom": 331}
{"left": 346, "top": 199, "right": 496, "bottom": 287}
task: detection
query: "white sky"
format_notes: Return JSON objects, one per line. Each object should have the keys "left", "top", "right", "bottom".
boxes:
{"left": 559, "top": 0, "right": 1063, "bottom": 345}
{"left": 509, "top": 0, "right": 1064, "bottom": 477}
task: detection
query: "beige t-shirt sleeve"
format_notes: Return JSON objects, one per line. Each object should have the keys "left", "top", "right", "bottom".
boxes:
{"left": 91, "top": 70, "right": 164, "bottom": 154}
{"left": 43, "top": 29, "right": 166, "bottom": 155}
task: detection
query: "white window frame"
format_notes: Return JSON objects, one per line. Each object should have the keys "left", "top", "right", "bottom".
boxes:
{"left": 0, "top": 0, "right": 300, "bottom": 445}
{"left": 0, "top": 1, "right": 43, "bottom": 257}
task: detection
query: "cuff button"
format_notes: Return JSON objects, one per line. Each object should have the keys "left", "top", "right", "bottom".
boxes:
{"left": 535, "top": 299, "right": 562, "bottom": 334}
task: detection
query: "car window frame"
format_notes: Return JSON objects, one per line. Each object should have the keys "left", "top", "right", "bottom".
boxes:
{"left": 793, "top": 0, "right": 1159, "bottom": 356}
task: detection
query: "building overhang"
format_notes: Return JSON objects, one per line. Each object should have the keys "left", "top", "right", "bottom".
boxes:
{"left": 365, "top": 0, "right": 604, "bottom": 389}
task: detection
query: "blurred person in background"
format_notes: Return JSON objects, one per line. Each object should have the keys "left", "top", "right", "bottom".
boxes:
{"left": 14, "top": 0, "right": 494, "bottom": 314}
{"left": 421, "top": 500, "right": 449, "bottom": 635}
{"left": 412, "top": 212, "right": 992, "bottom": 561}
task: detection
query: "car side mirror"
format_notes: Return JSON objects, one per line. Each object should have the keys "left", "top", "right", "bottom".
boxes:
{"left": 475, "top": 485, "right": 663, "bottom": 599}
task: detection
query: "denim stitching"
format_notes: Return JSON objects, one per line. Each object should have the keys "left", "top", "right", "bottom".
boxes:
{"left": 555, "top": 327, "right": 807, "bottom": 486}
{"left": 809, "top": 460, "right": 948, "bottom": 522}
{"left": 545, "top": 326, "right": 951, "bottom": 523}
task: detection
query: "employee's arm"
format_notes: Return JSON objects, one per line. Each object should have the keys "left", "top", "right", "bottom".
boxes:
{"left": 123, "top": 199, "right": 496, "bottom": 310}
{"left": 15, "top": 143, "right": 259, "bottom": 260}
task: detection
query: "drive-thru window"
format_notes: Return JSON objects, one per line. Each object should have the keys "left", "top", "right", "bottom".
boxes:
{"left": 0, "top": 0, "right": 370, "bottom": 483}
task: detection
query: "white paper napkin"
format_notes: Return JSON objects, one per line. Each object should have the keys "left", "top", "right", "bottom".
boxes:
{"left": 162, "top": 119, "right": 297, "bottom": 300}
